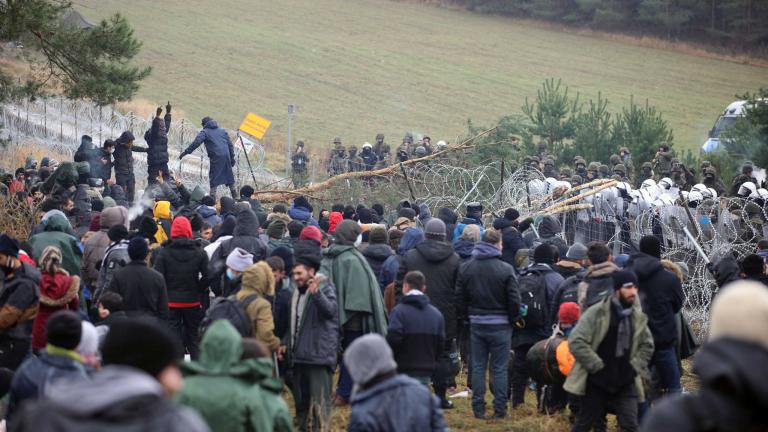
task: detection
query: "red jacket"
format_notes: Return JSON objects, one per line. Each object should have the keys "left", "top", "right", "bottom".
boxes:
{"left": 32, "top": 271, "right": 80, "bottom": 350}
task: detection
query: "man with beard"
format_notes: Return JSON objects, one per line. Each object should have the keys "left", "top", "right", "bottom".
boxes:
{"left": 565, "top": 270, "right": 654, "bottom": 432}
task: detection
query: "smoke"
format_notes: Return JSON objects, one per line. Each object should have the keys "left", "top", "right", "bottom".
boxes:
{"left": 127, "top": 190, "right": 153, "bottom": 223}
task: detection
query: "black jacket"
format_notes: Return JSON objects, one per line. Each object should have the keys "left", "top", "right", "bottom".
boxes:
{"left": 153, "top": 238, "right": 209, "bottom": 304}
{"left": 397, "top": 240, "right": 460, "bottom": 340}
{"left": 437, "top": 208, "right": 457, "bottom": 242}
{"left": 456, "top": 242, "right": 520, "bottom": 325}
{"left": 493, "top": 218, "right": 525, "bottom": 266}
{"left": 625, "top": 253, "right": 684, "bottom": 349}
{"left": 641, "top": 338, "right": 768, "bottom": 432}
{"left": 90, "top": 149, "right": 113, "bottom": 182}
{"left": 145, "top": 113, "right": 172, "bottom": 166}
{"left": 0, "top": 263, "right": 40, "bottom": 341}
{"left": 362, "top": 244, "right": 393, "bottom": 282}
{"left": 106, "top": 261, "right": 169, "bottom": 320}
{"left": 386, "top": 294, "right": 445, "bottom": 377}
{"left": 113, "top": 141, "right": 147, "bottom": 178}
{"left": 291, "top": 281, "right": 339, "bottom": 368}
{"left": 209, "top": 209, "right": 266, "bottom": 293}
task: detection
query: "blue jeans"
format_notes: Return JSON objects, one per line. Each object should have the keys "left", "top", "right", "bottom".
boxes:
{"left": 470, "top": 324, "right": 512, "bottom": 417}
{"left": 651, "top": 347, "right": 682, "bottom": 395}
{"left": 336, "top": 330, "right": 364, "bottom": 401}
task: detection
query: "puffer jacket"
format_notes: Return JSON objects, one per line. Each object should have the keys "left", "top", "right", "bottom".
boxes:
{"left": 0, "top": 263, "right": 40, "bottom": 341}
{"left": 289, "top": 277, "right": 339, "bottom": 368}
{"left": 236, "top": 262, "right": 280, "bottom": 352}
{"left": 146, "top": 112, "right": 172, "bottom": 166}
{"left": 81, "top": 206, "right": 127, "bottom": 288}
{"left": 153, "top": 238, "right": 209, "bottom": 305}
{"left": 29, "top": 214, "right": 83, "bottom": 277}
{"left": 287, "top": 205, "right": 319, "bottom": 227}
{"left": 398, "top": 240, "right": 460, "bottom": 340}
{"left": 196, "top": 205, "right": 222, "bottom": 227}
{"left": 348, "top": 374, "right": 447, "bottom": 432}
{"left": 113, "top": 140, "right": 147, "bottom": 178}
{"left": 625, "top": 252, "right": 684, "bottom": 349}
{"left": 494, "top": 218, "right": 525, "bottom": 266}
{"left": 456, "top": 242, "right": 520, "bottom": 325}
{"left": 31, "top": 271, "right": 80, "bottom": 350}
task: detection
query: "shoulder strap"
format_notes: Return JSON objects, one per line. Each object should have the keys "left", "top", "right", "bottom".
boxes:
{"left": 238, "top": 294, "right": 260, "bottom": 309}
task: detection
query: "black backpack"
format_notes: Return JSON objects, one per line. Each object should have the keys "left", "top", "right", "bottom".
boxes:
{"left": 518, "top": 268, "right": 549, "bottom": 329}
{"left": 199, "top": 294, "right": 259, "bottom": 338}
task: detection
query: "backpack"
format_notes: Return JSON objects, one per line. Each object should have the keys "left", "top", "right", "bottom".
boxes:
{"left": 518, "top": 268, "right": 549, "bottom": 330}
{"left": 94, "top": 240, "right": 129, "bottom": 303}
{"left": 199, "top": 294, "right": 259, "bottom": 338}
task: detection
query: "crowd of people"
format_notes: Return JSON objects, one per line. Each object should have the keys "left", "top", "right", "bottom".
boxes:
{"left": 0, "top": 129, "right": 766, "bottom": 432}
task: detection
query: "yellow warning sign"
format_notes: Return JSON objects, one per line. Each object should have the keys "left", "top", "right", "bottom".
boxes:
{"left": 239, "top": 112, "right": 271, "bottom": 140}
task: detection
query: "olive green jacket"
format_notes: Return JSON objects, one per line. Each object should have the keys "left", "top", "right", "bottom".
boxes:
{"left": 563, "top": 295, "right": 654, "bottom": 401}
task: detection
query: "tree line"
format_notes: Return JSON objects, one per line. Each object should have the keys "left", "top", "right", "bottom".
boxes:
{"left": 439, "top": 0, "right": 768, "bottom": 52}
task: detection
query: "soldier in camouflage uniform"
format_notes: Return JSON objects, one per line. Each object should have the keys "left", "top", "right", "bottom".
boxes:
{"left": 537, "top": 139, "right": 550, "bottom": 161}
{"left": 328, "top": 143, "right": 346, "bottom": 176}
{"left": 574, "top": 157, "right": 587, "bottom": 179}
{"left": 528, "top": 156, "right": 541, "bottom": 171}
{"left": 327, "top": 137, "right": 344, "bottom": 173}
{"left": 559, "top": 167, "right": 572, "bottom": 181}
{"left": 374, "top": 133, "right": 386, "bottom": 160}
{"left": 542, "top": 158, "right": 557, "bottom": 178}
{"left": 636, "top": 162, "right": 654, "bottom": 188}
{"left": 653, "top": 143, "right": 674, "bottom": 178}
{"left": 730, "top": 162, "right": 759, "bottom": 196}
{"left": 571, "top": 174, "right": 583, "bottom": 187}
{"left": 702, "top": 166, "right": 726, "bottom": 197}
{"left": 377, "top": 144, "right": 392, "bottom": 168}
{"left": 609, "top": 154, "right": 621, "bottom": 170}
{"left": 291, "top": 140, "right": 310, "bottom": 187}
{"left": 586, "top": 162, "right": 600, "bottom": 181}
{"left": 699, "top": 160, "right": 711, "bottom": 182}
{"left": 396, "top": 139, "right": 411, "bottom": 163}
{"left": 346, "top": 145, "right": 364, "bottom": 172}
{"left": 612, "top": 164, "right": 629, "bottom": 182}
{"left": 598, "top": 164, "right": 610, "bottom": 179}
{"left": 671, "top": 159, "right": 694, "bottom": 191}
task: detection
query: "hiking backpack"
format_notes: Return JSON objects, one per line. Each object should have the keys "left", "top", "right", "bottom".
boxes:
{"left": 199, "top": 294, "right": 259, "bottom": 338}
{"left": 518, "top": 268, "right": 549, "bottom": 329}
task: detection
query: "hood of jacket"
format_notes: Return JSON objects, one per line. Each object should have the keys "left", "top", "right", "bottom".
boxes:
{"left": 362, "top": 243, "right": 393, "bottom": 262}
{"left": 40, "top": 272, "right": 79, "bottom": 306}
{"left": 414, "top": 240, "right": 455, "bottom": 263}
{"left": 240, "top": 261, "right": 274, "bottom": 297}
{"left": 153, "top": 201, "right": 172, "bottom": 220}
{"left": 46, "top": 366, "right": 164, "bottom": 415}
{"left": 417, "top": 203, "right": 432, "bottom": 222}
{"left": 713, "top": 254, "right": 741, "bottom": 287}
{"left": 13, "top": 262, "right": 42, "bottom": 285}
{"left": 100, "top": 206, "right": 128, "bottom": 229}
{"left": 694, "top": 338, "right": 768, "bottom": 407}
{"left": 325, "top": 244, "right": 358, "bottom": 259}
{"left": 351, "top": 374, "right": 417, "bottom": 404}
{"left": 220, "top": 196, "right": 236, "bottom": 215}
{"left": 437, "top": 207, "right": 457, "bottom": 225}
{"left": 453, "top": 240, "right": 474, "bottom": 258}
{"left": 586, "top": 261, "right": 619, "bottom": 278}
{"left": 190, "top": 320, "right": 241, "bottom": 374}
{"left": 44, "top": 213, "right": 73, "bottom": 233}
{"left": 110, "top": 185, "right": 127, "bottom": 202}
{"left": 472, "top": 241, "right": 501, "bottom": 259}
{"left": 234, "top": 208, "right": 259, "bottom": 237}
{"left": 628, "top": 253, "right": 663, "bottom": 280}
{"left": 196, "top": 205, "right": 218, "bottom": 219}
{"left": 204, "top": 120, "right": 219, "bottom": 130}
{"left": 401, "top": 293, "right": 430, "bottom": 309}
{"left": 397, "top": 227, "right": 424, "bottom": 256}
{"left": 493, "top": 218, "right": 515, "bottom": 231}
{"left": 189, "top": 185, "right": 206, "bottom": 204}
{"left": 538, "top": 215, "right": 561, "bottom": 238}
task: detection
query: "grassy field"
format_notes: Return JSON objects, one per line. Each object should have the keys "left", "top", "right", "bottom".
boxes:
{"left": 75, "top": 0, "right": 767, "bottom": 159}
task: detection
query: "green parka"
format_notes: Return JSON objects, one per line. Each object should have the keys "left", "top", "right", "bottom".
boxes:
{"left": 178, "top": 320, "right": 292, "bottom": 432}
{"left": 29, "top": 214, "right": 83, "bottom": 277}
{"left": 563, "top": 294, "right": 654, "bottom": 401}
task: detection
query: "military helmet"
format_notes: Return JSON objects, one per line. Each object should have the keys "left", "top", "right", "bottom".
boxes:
{"left": 613, "top": 164, "right": 626, "bottom": 175}
{"left": 544, "top": 158, "right": 554, "bottom": 167}
{"left": 610, "top": 174, "right": 621, "bottom": 182}
{"left": 348, "top": 145, "right": 357, "bottom": 152}
{"left": 523, "top": 156, "right": 532, "bottom": 163}
{"left": 703, "top": 166, "right": 717, "bottom": 176}
{"left": 414, "top": 146, "right": 427, "bottom": 157}
{"left": 529, "top": 156, "right": 540, "bottom": 163}
{"left": 571, "top": 174, "right": 583, "bottom": 185}
{"left": 538, "top": 140, "right": 548, "bottom": 151}
{"left": 436, "top": 140, "right": 447, "bottom": 149}
{"left": 619, "top": 147, "right": 630, "bottom": 155}
{"left": 375, "top": 133, "right": 384, "bottom": 140}
{"left": 296, "top": 140, "right": 305, "bottom": 148}
{"left": 642, "top": 162, "right": 652, "bottom": 170}
{"left": 700, "top": 160, "right": 711, "bottom": 168}
{"left": 333, "top": 137, "right": 342, "bottom": 144}
{"left": 598, "top": 164, "right": 609, "bottom": 174}
{"left": 559, "top": 167, "right": 572, "bottom": 178}
{"left": 609, "top": 154, "right": 621, "bottom": 165}
{"left": 587, "top": 162, "right": 600, "bottom": 171}
{"left": 362, "top": 142, "right": 373, "bottom": 149}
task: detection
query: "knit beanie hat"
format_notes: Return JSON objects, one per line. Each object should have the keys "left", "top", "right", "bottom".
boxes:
{"left": 170, "top": 216, "right": 193, "bottom": 239}
{"left": 226, "top": 247, "right": 254, "bottom": 272}
{"left": 299, "top": 226, "right": 322, "bottom": 244}
{"left": 46, "top": 311, "right": 82, "bottom": 350}
{"left": 639, "top": 235, "right": 662, "bottom": 259}
{"left": 566, "top": 242, "right": 588, "bottom": 261}
{"left": 398, "top": 207, "right": 417, "bottom": 221}
{"left": 424, "top": 218, "right": 447, "bottom": 240}
{"left": 271, "top": 246, "right": 294, "bottom": 271}
{"left": 107, "top": 224, "right": 128, "bottom": 242}
{"left": 709, "top": 281, "right": 768, "bottom": 349}
{"left": 128, "top": 236, "right": 150, "bottom": 261}
{"left": 266, "top": 219, "right": 287, "bottom": 239}
{"left": 558, "top": 302, "right": 580, "bottom": 326}
{"left": 242, "top": 261, "right": 275, "bottom": 296}
{"left": 533, "top": 243, "right": 555, "bottom": 265}
{"left": 77, "top": 321, "right": 99, "bottom": 357}
{"left": 504, "top": 208, "right": 520, "bottom": 221}
{"left": 369, "top": 225, "right": 388, "bottom": 245}
{"left": 334, "top": 220, "right": 361, "bottom": 246}
{"left": 102, "top": 317, "right": 182, "bottom": 377}
{"left": 343, "top": 333, "right": 398, "bottom": 387}
{"left": 612, "top": 270, "right": 639, "bottom": 290}
{"left": 101, "top": 196, "right": 116, "bottom": 208}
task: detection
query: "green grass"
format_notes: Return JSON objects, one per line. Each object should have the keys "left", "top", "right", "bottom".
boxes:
{"left": 76, "top": 0, "right": 767, "bottom": 159}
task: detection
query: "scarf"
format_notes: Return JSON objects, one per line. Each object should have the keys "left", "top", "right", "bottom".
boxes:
{"left": 611, "top": 296, "right": 633, "bottom": 358}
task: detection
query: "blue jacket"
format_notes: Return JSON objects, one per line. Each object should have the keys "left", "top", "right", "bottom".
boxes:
{"left": 387, "top": 294, "right": 444, "bottom": 377}
{"left": 7, "top": 351, "right": 89, "bottom": 422}
{"left": 348, "top": 374, "right": 447, "bottom": 432}
{"left": 183, "top": 120, "right": 235, "bottom": 187}
{"left": 287, "top": 205, "right": 319, "bottom": 227}
{"left": 196, "top": 205, "right": 222, "bottom": 226}
{"left": 452, "top": 217, "right": 484, "bottom": 243}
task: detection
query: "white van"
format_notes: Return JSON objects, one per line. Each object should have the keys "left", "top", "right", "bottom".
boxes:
{"left": 702, "top": 100, "right": 748, "bottom": 153}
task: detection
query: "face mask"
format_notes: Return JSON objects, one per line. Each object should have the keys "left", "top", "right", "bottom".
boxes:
{"left": 226, "top": 269, "right": 237, "bottom": 280}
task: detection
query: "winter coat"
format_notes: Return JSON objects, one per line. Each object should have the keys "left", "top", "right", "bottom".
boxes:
{"left": 153, "top": 238, "right": 209, "bottom": 305}
{"left": 320, "top": 245, "right": 388, "bottom": 335}
{"left": 11, "top": 365, "right": 209, "bottom": 432}
{"left": 437, "top": 208, "right": 458, "bottom": 243}
{"left": 196, "top": 205, "right": 222, "bottom": 227}
{"left": 146, "top": 113, "right": 172, "bottom": 166}
{"left": 494, "top": 218, "right": 525, "bottom": 266}
{"left": 109, "top": 185, "right": 129, "bottom": 207}
{"left": 289, "top": 278, "right": 339, "bottom": 368}
{"left": 537, "top": 216, "right": 568, "bottom": 257}
{"left": 564, "top": 294, "right": 654, "bottom": 401}
{"left": 387, "top": 294, "right": 445, "bottom": 377}
{"left": 107, "top": 261, "right": 169, "bottom": 320}
{"left": 625, "top": 253, "right": 684, "bottom": 349}
{"left": 362, "top": 243, "right": 393, "bottom": 283}
{"left": 553, "top": 270, "right": 586, "bottom": 317}
{"left": 7, "top": 350, "right": 89, "bottom": 422}
{"left": 95, "top": 240, "right": 130, "bottom": 301}
{"left": 576, "top": 261, "right": 619, "bottom": 310}
{"left": 553, "top": 260, "right": 584, "bottom": 281}
{"left": 287, "top": 205, "right": 319, "bottom": 227}
{"left": 235, "top": 266, "right": 280, "bottom": 352}
{"left": 452, "top": 240, "right": 474, "bottom": 262}
{"left": 29, "top": 214, "right": 83, "bottom": 277}
{"left": 452, "top": 216, "right": 484, "bottom": 243}
{"left": 183, "top": 120, "right": 235, "bottom": 187}
{"left": 31, "top": 272, "right": 80, "bottom": 350}
{"left": 81, "top": 206, "right": 127, "bottom": 288}
{"left": 513, "top": 263, "right": 564, "bottom": 347}
{"left": 0, "top": 263, "right": 40, "bottom": 341}
{"left": 178, "top": 321, "right": 292, "bottom": 432}
{"left": 113, "top": 141, "right": 147, "bottom": 179}
{"left": 90, "top": 148, "right": 113, "bottom": 182}
{"left": 348, "top": 374, "right": 447, "bottom": 432}
{"left": 73, "top": 136, "right": 96, "bottom": 164}
{"left": 398, "top": 240, "right": 460, "bottom": 340}
{"left": 640, "top": 338, "right": 768, "bottom": 432}
{"left": 456, "top": 242, "right": 520, "bottom": 325}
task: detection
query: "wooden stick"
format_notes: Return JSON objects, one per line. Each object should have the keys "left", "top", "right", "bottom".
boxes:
{"left": 538, "top": 180, "right": 618, "bottom": 215}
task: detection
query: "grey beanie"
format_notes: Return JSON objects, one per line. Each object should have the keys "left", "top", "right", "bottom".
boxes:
{"left": 343, "top": 334, "right": 398, "bottom": 388}
{"left": 334, "top": 220, "right": 361, "bottom": 246}
{"left": 565, "top": 242, "right": 588, "bottom": 261}
{"left": 226, "top": 247, "right": 253, "bottom": 273}
{"left": 424, "top": 218, "right": 446, "bottom": 239}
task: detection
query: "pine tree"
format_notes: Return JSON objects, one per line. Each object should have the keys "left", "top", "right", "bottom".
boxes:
{"left": 611, "top": 97, "right": 674, "bottom": 166}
